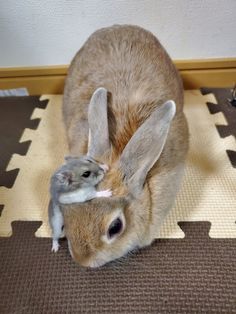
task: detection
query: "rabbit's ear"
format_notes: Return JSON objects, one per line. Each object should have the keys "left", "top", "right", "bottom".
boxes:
{"left": 119, "top": 100, "right": 176, "bottom": 197}
{"left": 87, "top": 88, "right": 110, "bottom": 159}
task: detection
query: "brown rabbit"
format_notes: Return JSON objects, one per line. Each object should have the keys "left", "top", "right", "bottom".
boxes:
{"left": 61, "top": 25, "right": 189, "bottom": 267}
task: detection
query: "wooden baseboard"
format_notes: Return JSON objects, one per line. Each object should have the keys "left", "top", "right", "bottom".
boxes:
{"left": 181, "top": 68, "right": 236, "bottom": 89}
{"left": 0, "top": 59, "right": 235, "bottom": 94}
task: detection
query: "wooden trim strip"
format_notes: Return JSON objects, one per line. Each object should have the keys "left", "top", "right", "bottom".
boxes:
{"left": 0, "top": 76, "right": 65, "bottom": 95}
{"left": 0, "top": 65, "right": 68, "bottom": 78}
{"left": 181, "top": 68, "right": 236, "bottom": 89}
{"left": 175, "top": 58, "right": 236, "bottom": 70}
{"left": 0, "top": 58, "right": 235, "bottom": 78}
{"left": 0, "top": 59, "right": 235, "bottom": 94}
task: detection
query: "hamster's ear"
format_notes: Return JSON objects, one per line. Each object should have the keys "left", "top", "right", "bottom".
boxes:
{"left": 87, "top": 88, "right": 110, "bottom": 159}
{"left": 119, "top": 100, "right": 176, "bottom": 197}
{"left": 55, "top": 171, "right": 73, "bottom": 184}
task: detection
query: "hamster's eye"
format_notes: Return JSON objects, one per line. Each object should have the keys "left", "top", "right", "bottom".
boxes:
{"left": 82, "top": 171, "right": 91, "bottom": 178}
{"left": 108, "top": 218, "right": 123, "bottom": 239}
{"left": 68, "top": 177, "right": 73, "bottom": 185}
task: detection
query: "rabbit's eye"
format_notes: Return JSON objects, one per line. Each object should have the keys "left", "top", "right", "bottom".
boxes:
{"left": 108, "top": 218, "right": 123, "bottom": 238}
{"left": 82, "top": 171, "right": 91, "bottom": 178}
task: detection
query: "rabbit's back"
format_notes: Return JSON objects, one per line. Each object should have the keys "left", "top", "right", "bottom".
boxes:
{"left": 63, "top": 25, "right": 184, "bottom": 155}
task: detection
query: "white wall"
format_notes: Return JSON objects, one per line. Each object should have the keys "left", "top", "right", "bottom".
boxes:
{"left": 0, "top": 0, "right": 235, "bottom": 67}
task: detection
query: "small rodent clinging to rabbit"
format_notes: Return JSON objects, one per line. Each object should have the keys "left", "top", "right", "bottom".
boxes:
{"left": 48, "top": 155, "right": 111, "bottom": 252}
{"left": 57, "top": 25, "right": 189, "bottom": 267}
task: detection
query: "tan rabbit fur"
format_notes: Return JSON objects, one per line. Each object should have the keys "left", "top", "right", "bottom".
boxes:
{"left": 61, "top": 25, "right": 189, "bottom": 267}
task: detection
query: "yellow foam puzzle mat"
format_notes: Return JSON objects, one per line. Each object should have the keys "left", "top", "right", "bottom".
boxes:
{"left": 0, "top": 95, "right": 68, "bottom": 237}
{"left": 0, "top": 91, "right": 235, "bottom": 238}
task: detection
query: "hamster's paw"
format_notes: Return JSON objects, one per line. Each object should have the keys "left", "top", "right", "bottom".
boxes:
{"left": 51, "top": 240, "right": 60, "bottom": 253}
{"left": 99, "top": 164, "right": 109, "bottom": 172}
{"left": 96, "top": 189, "right": 112, "bottom": 198}
{"left": 59, "top": 194, "right": 72, "bottom": 204}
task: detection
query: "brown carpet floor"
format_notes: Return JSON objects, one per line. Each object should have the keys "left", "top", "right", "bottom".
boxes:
{"left": 0, "top": 221, "right": 235, "bottom": 313}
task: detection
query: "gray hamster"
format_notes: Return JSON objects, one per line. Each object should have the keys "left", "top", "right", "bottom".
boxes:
{"left": 48, "top": 155, "right": 111, "bottom": 252}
